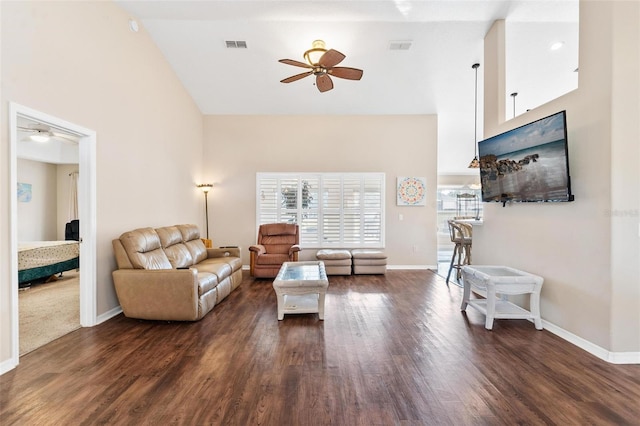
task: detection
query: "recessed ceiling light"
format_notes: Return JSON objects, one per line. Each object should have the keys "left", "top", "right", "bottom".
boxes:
{"left": 550, "top": 41, "right": 565, "bottom": 51}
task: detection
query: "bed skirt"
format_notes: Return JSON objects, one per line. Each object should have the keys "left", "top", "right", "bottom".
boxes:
{"left": 19, "top": 257, "right": 80, "bottom": 285}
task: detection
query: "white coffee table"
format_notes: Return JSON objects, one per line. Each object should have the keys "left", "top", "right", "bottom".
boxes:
{"left": 273, "top": 261, "right": 329, "bottom": 320}
{"left": 461, "top": 265, "right": 544, "bottom": 330}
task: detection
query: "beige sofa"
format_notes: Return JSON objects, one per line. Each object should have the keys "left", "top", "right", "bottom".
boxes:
{"left": 112, "top": 224, "right": 242, "bottom": 321}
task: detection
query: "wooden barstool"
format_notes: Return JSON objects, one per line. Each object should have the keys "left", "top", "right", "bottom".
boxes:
{"left": 446, "top": 220, "right": 472, "bottom": 284}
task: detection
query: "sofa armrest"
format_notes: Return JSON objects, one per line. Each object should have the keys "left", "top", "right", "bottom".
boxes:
{"left": 249, "top": 244, "right": 266, "bottom": 255}
{"left": 207, "top": 246, "right": 241, "bottom": 258}
{"left": 112, "top": 269, "right": 200, "bottom": 321}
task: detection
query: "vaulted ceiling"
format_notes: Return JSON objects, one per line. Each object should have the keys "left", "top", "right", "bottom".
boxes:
{"left": 115, "top": 0, "right": 579, "bottom": 174}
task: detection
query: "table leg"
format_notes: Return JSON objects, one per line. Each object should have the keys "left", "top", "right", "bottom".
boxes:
{"left": 276, "top": 292, "right": 285, "bottom": 320}
{"left": 531, "top": 290, "right": 543, "bottom": 330}
{"left": 318, "top": 292, "right": 326, "bottom": 320}
{"left": 461, "top": 276, "right": 470, "bottom": 311}
{"left": 485, "top": 283, "right": 496, "bottom": 330}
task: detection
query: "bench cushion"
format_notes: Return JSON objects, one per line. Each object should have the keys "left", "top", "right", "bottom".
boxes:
{"left": 351, "top": 249, "right": 387, "bottom": 260}
{"left": 316, "top": 249, "right": 352, "bottom": 260}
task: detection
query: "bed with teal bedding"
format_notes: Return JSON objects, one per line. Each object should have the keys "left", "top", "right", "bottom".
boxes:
{"left": 18, "top": 241, "right": 80, "bottom": 285}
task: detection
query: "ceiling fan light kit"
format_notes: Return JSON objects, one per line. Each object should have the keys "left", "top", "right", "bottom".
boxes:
{"left": 304, "top": 40, "right": 327, "bottom": 66}
{"left": 30, "top": 132, "right": 51, "bottom": 143}
{"left": 279, "top": 39, "right": 363, "bottom": 93}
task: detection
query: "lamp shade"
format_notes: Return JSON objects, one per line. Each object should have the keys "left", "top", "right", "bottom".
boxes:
{"left": 197, "top": 183, "right": 213, "bottom": 193}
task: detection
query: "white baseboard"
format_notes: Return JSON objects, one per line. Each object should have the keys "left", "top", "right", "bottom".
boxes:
{"left": 387, "top": 265, "right": 435, "bottom": 270}
{"left": 543, "top": 319, "right": 640, "bottom": 364}
{"left": 96, "top": 306, "right": 122, "bottom": 325}
{"left": 0, "top": 358, "right": 18, "bottom": 376}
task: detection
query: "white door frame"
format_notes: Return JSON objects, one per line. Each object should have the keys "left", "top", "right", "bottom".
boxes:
{"left": 9, "top": 102, "right": 97, "bottom": 365}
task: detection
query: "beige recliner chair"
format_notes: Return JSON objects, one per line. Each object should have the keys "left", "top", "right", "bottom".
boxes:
{"left": 249, "top": 223, "right": 301, "bottom": 278}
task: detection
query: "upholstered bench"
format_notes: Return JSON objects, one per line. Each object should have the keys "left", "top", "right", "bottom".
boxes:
{"left": 316, "top": 249, "right": 352, "bottom": 275}
{"left": 351, "top": 249, "right": 387, "bottom": 275}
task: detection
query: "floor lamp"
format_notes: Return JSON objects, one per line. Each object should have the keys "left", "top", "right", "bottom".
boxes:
{"left": 197, "top": 183, "right": 213, "bottom": 247}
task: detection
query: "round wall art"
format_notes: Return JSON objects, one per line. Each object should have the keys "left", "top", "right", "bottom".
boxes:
{"left": 397, "top": 176, "right": 426, "bottom": 206}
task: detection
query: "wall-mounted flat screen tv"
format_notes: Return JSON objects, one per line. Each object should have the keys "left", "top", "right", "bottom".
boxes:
{"left": 478, "top": 110, "right": 574, "bottom": 203}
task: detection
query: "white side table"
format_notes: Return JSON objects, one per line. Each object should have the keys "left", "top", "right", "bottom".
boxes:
{"left": 461, "top": 265, "right": 544, "bottom": 330}
{"left": 272, "top": 261, "right": 329, "bottom": 320}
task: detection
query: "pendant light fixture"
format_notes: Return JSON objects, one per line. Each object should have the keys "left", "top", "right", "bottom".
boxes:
{"left": 468, "top": 63, "right": 480, "bottom": 169}
{"left": 511, "top": 92, "right": 518, "bottom": 118}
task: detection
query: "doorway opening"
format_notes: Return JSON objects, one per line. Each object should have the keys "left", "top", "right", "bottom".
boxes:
{"left": 9, "top": 103, "right": 97, "bottom": 366}
{"left": 436, "top": 183, "right": 483, "bottom": 286}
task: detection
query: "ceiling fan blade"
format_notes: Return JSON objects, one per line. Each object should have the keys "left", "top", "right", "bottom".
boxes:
{"left": 319, "top": 49, "right": 345, "bottom": 68}
{"left": 52, "top": 132, "right": 80, "bottom": 144}
{"left": 316, "top": 74, "right": 334, "bottom": 93}
{"left": 329, "top": 67, "right": 364, "bottom": 81}
{"left": 18, "top": 125, "right": 48, "bottom": 133}
{"left": 281, "top": 71, "right": 313, "bottom": 83}
{"left": 279, "top": 59, "right": 312, "bottom": 69}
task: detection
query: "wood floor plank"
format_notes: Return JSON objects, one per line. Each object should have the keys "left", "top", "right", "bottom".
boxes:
{"left": 2, "top": 270, "right": 639, "bottom": 425}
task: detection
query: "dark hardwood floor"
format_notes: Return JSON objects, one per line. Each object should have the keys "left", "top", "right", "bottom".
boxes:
{"left": 1, "top": 270, "right": 639, "bottom": 425}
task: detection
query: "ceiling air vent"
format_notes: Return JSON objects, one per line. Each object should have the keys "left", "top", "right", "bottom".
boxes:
{"left": 225, "top": 40, "right": 247, "bottom": 49}
{"left": 389, "top": 40, "right": 412, "bottom": 50}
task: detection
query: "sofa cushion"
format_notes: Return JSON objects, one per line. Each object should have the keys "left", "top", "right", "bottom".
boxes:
{"left": 177, "top": 223, "right": 201, "bottom": 241}
{"left": 196, "top": 261, "right": 232, "bottom": 282}
{"left": 223, "top": 257, "right": 243, "bottom": 271}
{"left": 156, "top": 226, "right": 193, "bottom": 268}
{"left": 119, "top": 227, "right": 172, "bottom": 270}
{"left": 177, "top": 224, "right": 208, "bottom": 264}
{"left": 197, "top": 271, "right": 218, "bottom": 296}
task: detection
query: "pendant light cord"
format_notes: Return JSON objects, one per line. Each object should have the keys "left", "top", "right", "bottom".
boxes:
{"left": 473, "top": 63, "right": 480, "bottom": 158}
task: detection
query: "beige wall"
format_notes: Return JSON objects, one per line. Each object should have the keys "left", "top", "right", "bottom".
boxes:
{"left": 203, "top": 115, "right": 438, "bottom": 267}
{"left": 475, "top": 1, "right": 640, "bottom": 353}
{"left": 16, "top": 159, "right": 58, "bottom": 241}
{"left": 1, "top": 2, "right": 203, "bottom": 366}
{"left": 15, "top": 160, "right": 77, "bottom": 241}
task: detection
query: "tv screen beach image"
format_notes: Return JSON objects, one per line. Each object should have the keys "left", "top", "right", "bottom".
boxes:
{"left": 479, "top": 111, "right": 572, "bottom": 202}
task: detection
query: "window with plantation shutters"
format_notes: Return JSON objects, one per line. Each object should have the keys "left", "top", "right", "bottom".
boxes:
{"left": 256, "top": 173, "right": 385, "bottom": 248}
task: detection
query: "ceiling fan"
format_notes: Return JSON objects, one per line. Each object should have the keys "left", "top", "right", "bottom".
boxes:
{"left": 18, "top": 124, "right": 79, "bottom": 144}
{"left": 279, "top": 40, "right": 363, "bottom": 93}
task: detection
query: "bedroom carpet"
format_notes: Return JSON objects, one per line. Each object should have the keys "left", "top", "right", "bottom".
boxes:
{"left": 19, "top": 270, "right": 80, "bottom": 355}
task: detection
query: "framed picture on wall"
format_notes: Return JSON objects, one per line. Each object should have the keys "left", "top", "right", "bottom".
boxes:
{"left": 397, "top": 177, "right": 426, "bottom": 206}
{"left": 17, "top": 182, "right": 32, "bottom": 203}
